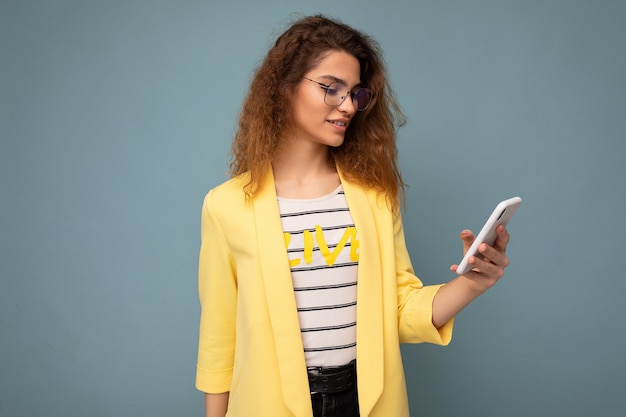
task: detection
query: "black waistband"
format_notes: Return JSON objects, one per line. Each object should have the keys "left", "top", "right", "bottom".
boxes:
{"left": 307, "top": 360, "right": 357, "bottom": 394}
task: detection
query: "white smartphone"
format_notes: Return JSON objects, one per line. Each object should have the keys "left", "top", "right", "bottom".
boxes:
{"left": 456, "top": 196, "right": 522, "bottom": 275}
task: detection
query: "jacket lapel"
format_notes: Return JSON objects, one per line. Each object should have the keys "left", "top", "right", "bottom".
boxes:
{"left": 339, "top": 172, "right": 384, "bottom": 416}
{"left": 253, "top": 168, "right": 312, "bottom": 416}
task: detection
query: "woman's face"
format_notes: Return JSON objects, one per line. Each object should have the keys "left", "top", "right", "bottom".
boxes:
{"left": 288, "top": 50, "right": 361, "bottom": 149}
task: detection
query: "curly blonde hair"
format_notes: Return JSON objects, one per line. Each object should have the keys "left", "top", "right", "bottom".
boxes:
{"left": 230, "top": 15, "right": 406, "bottom": 209}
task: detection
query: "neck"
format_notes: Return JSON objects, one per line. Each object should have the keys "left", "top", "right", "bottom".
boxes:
{"left": 273, "top": 136, "right": 335, "bottom": 179}
{"left": 272, "top": 139, "right": 340, "bottom": 199}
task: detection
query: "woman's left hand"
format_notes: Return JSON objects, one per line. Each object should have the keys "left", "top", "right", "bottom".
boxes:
{"left": 432, "top": 225, "right": 511, "bottom": 328}
{"left": 449, "top": 224, "right": 511, "bottom": 293}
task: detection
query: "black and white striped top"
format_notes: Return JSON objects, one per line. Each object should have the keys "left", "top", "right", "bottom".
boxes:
{"left": 278, "top": 185, "right": 359, "bottom": 367}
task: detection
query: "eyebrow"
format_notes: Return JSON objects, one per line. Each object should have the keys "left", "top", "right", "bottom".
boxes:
{"left": 318, "top": 75, "right": 362, "bottom": 89}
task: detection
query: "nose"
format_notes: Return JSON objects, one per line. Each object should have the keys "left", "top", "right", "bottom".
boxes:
{"left": 337, "top": 94, "right": 357, "bottom": 115}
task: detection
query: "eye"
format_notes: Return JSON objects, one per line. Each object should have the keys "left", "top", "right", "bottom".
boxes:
{"left": 353, "top": 88, "right": 370, "bottom": 101}
{"left": 353, "top": 88, "right": 373, "bottom": 110}
{"left": 325, "top": 82, "right": 346, "bottom": 98}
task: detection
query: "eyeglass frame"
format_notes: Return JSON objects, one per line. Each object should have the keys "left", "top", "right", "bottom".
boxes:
{"left": 302, "top": 77, "right": 374, "bottom": 111}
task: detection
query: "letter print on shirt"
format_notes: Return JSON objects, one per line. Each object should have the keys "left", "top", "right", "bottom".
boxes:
{"left": 278, "top": 185, "right": 359, "bottom": 367}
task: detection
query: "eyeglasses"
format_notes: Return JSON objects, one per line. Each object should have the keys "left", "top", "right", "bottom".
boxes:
{"left": 302, "top": 77, "right": 374, "bottom": 111}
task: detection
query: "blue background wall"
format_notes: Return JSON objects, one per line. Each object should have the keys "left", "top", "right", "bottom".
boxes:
{"left": 2, "top": 1, "right": 625, "bottom": 416}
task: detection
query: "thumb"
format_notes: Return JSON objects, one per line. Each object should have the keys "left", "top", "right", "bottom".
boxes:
{"left": 460, "top": 229, "right": 475, "bottom": 255}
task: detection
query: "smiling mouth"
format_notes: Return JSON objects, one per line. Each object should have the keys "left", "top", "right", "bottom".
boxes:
{"left": 329, "top": 120, "right": 347, "bottom": 127}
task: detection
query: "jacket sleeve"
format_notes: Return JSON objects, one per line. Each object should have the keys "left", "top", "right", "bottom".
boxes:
{"left": 195, "top": 189, "right": 238, "bottom": 393}
{"left": 393, "top": 211, "right": 454, "bottom": 345}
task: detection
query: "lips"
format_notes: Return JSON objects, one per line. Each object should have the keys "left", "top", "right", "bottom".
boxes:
{"left": 328, "top": 117, "right": 350, "bottom": 128}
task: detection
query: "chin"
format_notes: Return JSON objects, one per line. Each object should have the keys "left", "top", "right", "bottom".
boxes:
{"left": 326, "top": 141, "right": 344, "bottom": 149}
{"left": 325, "top": 135, "right": 346, "bottom": 148}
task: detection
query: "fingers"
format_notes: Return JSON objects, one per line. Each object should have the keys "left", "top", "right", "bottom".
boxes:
{"left": 471, "top": 225, "right": 510, "bottom": 267}
{"left": 467, "top": 251, "right": 508, "bottom": 278}
{"left": 493, "top": 224, "right": 510, "bottom": 251}
{"left": 459, "top": 229, "right": 475, "bottom": 254}
{"left": 477, "top": 242, "right": 509, "bottom": 267}
{"left": 467, "top": 237, "right": 509, "bottom": 280}
{"left": 454, "top": 226, "right": 510, "bottom": 282}
{"left": 461, "top": 225, "right": 509, "bottom": 270}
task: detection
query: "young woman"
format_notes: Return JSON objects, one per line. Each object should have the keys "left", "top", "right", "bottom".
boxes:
{"left": 195, "top": 15, "right": 511, "bottom": 417}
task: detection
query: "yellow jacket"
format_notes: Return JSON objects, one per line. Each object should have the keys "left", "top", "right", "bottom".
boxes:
{"left": 196, "top": 169, "right": 454, "bottom": 417}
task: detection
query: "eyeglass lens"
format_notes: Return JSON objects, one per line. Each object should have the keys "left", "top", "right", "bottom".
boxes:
{"left": 325, "top": 83, "right": 372, "bottom": 111}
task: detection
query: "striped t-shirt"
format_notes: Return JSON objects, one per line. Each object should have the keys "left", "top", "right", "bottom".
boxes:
{"left": 277, "top": 185, "right": 359, "bottom": 367}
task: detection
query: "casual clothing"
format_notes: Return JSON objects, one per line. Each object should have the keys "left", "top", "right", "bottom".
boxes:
{"left": 278, "top": 185, "right": 358, "bottom": 367}
{"left": 195, "top": 168, "right": 454, "bottom": 417}
{"left": 309, "top": 359, "right": 359, "bottom": 416}
{"left": 311, "top": 389, "right": 359, "bottom": 417}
